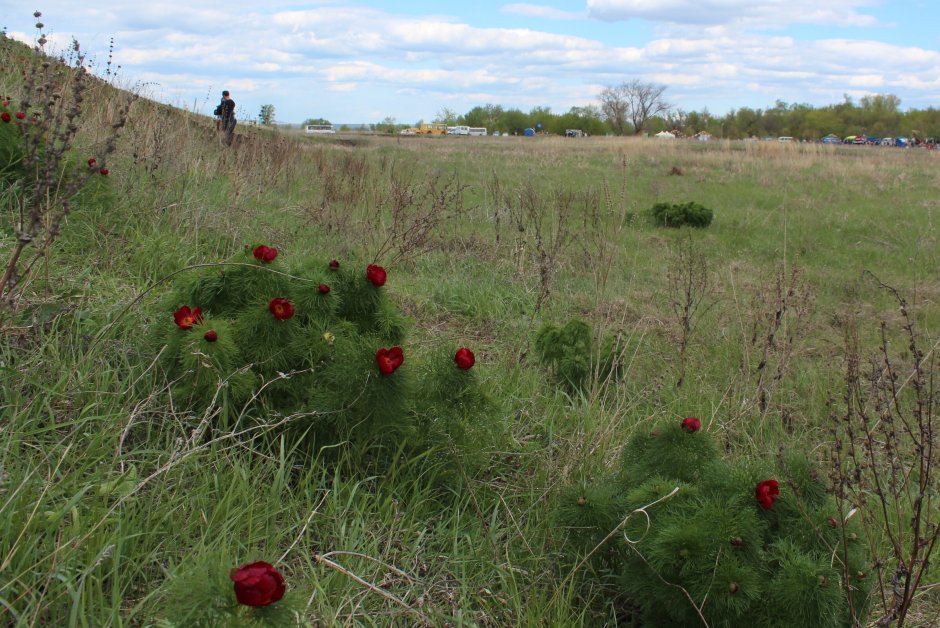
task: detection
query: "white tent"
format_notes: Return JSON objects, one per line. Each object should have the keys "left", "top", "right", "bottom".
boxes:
{"left": 655, "top": 131, "right": 676, "bottom": 139}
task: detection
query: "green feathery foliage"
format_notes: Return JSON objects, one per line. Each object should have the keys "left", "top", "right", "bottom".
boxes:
{"left": 534, "top": 317, "right": 623, "bottom": 395}
{"left": 650, "top": 201, "right": 714, "bottom": 228}
{"left": 155, "top": 249, "right": 494, "bottom": 455}
{"left": 556, "top": 417, "right": 871, "bottom": 627}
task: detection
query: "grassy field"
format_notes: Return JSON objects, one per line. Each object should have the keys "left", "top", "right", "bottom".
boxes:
{"left": 2, "top": 53, "right": 940, "bottom": 626}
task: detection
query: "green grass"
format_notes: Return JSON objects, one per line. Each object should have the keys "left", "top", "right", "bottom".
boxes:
{"left": 2, "top": 64, "right": 939, "bottom": 625}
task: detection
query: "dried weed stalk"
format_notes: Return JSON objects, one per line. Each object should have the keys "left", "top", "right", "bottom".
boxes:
{"left": 829, "top": 278, "right": 939, "bottom": 627}
{"left": 0, "top": 16, "right": 135, "bottom": 307}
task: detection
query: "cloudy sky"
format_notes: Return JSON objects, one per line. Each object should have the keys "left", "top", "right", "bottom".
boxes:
{"left": 2, "top": 1, "right": 938, "bottom": 124}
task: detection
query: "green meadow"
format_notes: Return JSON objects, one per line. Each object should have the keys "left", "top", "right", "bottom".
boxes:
{"left": 2, "top": 39, "right": 939, "bottom": 625}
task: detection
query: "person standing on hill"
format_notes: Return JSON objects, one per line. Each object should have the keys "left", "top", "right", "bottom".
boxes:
{"left": 214, "top": 90, "right": 236, "bottom": 146}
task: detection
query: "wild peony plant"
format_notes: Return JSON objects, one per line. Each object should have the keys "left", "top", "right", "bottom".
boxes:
{"left": 534, "top": 317, "right": 624, "bottom": 396}
{"left": 157, "top": 247, "right": 495, "bottom": 453}
{"left": 555, "top": 417, "right": 871, "bottom": 627}
{"left": 158, "top": 556, "right": 302, "bottom": 627}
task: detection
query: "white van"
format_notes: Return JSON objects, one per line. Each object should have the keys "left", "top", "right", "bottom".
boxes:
{"left": 451, "top": 125, "right": 470, "bottom": 136}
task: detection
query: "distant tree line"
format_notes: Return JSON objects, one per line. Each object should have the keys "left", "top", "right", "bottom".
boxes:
{"left": 439, "top": 91, "right": 940, "bottom": 140}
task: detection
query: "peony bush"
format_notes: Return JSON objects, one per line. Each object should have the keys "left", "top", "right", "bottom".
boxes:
{"left": 555, "top": 417, "right": 871, "bottom": 626}
{"left": 156, "top": 245, "right": 496, "bottom": 453}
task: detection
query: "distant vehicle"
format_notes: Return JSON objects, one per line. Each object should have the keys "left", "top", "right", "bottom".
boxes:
{"left": 305, "top": 124, "right": 335, "bottom": 135}
{"left": 821, "top": 135, "right": 841, "bottom": 144}
{"left": 565, "top": 129, "right": 585, "bottom": 138}
{"left": 777, "top": 136, "right": 794, "bottom": 142}
{"left": 895, "top": 137, "right": 909, "bottom": 147}
{"left": 416, "top": 123, "right": 448, "bottom": 135}
{"left": 451, "top": 125, "right": 470, "bottom": 136}
{"left": 493, "top": 131, "right": 501, "bottom": 137}
{"left": 399, "top": 128, "right": 418, "bottom": 135}
{"left": 468, "top": 127, "right": 487, "bottom": 136}
{"left": 523, "top": 128, "right": 536, "bottom": 137}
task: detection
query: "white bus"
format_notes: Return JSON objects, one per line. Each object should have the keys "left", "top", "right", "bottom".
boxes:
{"left": 305, "top": 124, "right": 335, "bottom": 135}
{"left": 468, "top": 127, "right": 487, "bottom": 136}
{"left": 451, "top": 125, "right": 470, "bottom": 135}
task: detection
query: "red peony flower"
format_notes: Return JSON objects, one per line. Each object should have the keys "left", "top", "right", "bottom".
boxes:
{"left": 318, "top": 283, "right": 330, "bottom": 294}
{"left": 252, "top": 245, "right": 278, "bottom": 262}
{"left": 204, "top": 330, "right": 218, "bottom": 342}
{"left": 0, "top": 112, "right": 9, "bottom": 123}
{"left": 329, "top": 259, "right": 340, "bottom": 269}
{"left": 454, "top": 347, "right": 475, "bottom": 370}
{"left": 375, "top": 346, "right": 404, "bottom": 375}
{"left": 681, "top": 417, "right": 701, "bottom": 432}
{"left": 99, "top": 169, "right": 109, "bottom": 176}
{"left": 755, "top": 479, "right": 780, "bottom": 510}
{"left": 87, "top": 157, "right": 96, "bottom": 167}
{"left": 230, "top": 561, "right": 286, "bottom": 607}
{"left": 14, "top": 111, "right": 25, "bottom": 120}
{"left": 269, "top": 298, "right": 294, "bottom": 321}
{"left": 173, "top": 305, "right": 202, "bottom": 330}
{"left": 366, "top": 264, "right": 387, "bottom": 287}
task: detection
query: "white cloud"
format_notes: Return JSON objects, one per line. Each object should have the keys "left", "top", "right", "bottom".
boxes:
{"left": 501, "top": 4, "right": 587, "bottom": 20}
{"left": 586, "top": 0, "right": 880, "bottom": 28}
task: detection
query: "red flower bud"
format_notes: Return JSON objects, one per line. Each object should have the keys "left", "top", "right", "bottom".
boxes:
{"left": 755, "top": 479, "right": 780, "bottom": 510}
{"left": 14, "top": 111, "right": 25, "bottom": 120}
{"left": 454, "top": 347, "right": 475, "bottom": 370}
{"left": 269, "top": 298, "right": 294, "bottom": 321}
{"left": 173, "top": 305, "right": 202, "bottom": 330}
{"left": 252, "top": 245, "right": 278, "bottom": 262}
{"left": 318, "top": 283, "right": 330, "bottom": 294}
{"left": 204, "top": 330, "right": 218, "bottom": 342}
{"left": 681, "top": 417, "right": 701, "bottom": 432}
{"left": 99, "top": 168, "right": 109, "bottom": 176}
{"left": 230, "top": 561, "right": 286, "bottom": 607}
{"left": 87, "top": 157, "right": 96, "bottom": 167}
{"left": 375, "top": 346, "right": 404, "bottom": 375}
{"left": 329, "top": 259, "right": 340, "bottom": 269}
{"left": 828, "top": 516, "right": 838, "bottom": 528}
{"left": 366, "top": 264, "right": 387, "bottom": 287}
{"left": 0, "top": 112, "right": 9, "bottom": 123}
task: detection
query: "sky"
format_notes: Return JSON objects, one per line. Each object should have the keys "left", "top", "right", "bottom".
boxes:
{"left": 1, "top": 1, "right": 939, "bottom": 125}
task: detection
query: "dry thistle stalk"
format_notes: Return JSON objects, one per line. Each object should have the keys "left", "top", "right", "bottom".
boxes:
{"left": 0, "top": 15, "right": 137, "bottom": 307}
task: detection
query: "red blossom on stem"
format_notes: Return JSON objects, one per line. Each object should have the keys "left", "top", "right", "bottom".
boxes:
{"left": 253, "top": 245, "right": 278, "bottom": 262}
{"left": 755, "top": 479, "right": 780, "bottom": 510}
{"left": 0, "top": 112, "right": 10, "bottom": 123}
{"left": 99, "top": 169, "right": 109, "bottom": 176}
{"left": 14, "top": 111, "right": 25, "bottom": 120}
{"left": 269, "top": 298, "right": 294, "bottom": 321}
{"left": 681, "top": 417, "right": 701, "bottom": 432}
{"left": 230, "top": 561, "right": 286, "bottom": 607}
{"left": 375, "top": 346, "right": 404, "bottom": 375}
{"left": 87, "top": 157, "right": 96, "bottom": 167}
{"left": 454, "top": 347, "right": 475, "bottom": 370}
{"left": 318, "top": 283, "right": 330, "bottom": 294}
{"left": 329, "top": 259, "right": 340, "bottom": 269}
{"left": 204, "top": 330, "right": 218, "bottom": 342}
{"left": 173, "top": 305, "right": 202, "bottom": 330}
{"left": 366, "top": 264, "right": 387, "bottom": 287}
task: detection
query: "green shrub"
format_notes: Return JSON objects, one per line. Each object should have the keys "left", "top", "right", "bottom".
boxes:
{"left": 156, "top": 248, "right": 495, "bottom": 454}
{"left": 650, "top": 201, "right": 714, "bottom": 228}
{"left": 555, "top": 417, "right": 871, "bottom": 627}
{"left": 534, "top": 318, "right": 623, "bottom": 395}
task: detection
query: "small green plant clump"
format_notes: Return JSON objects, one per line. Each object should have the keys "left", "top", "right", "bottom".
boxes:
{"left": 157, "top": 247, "right": 493, "bottom": 451}
{"left": 555, "top": 417, "right": 871, "bottom": 627}
{"left": 534, "top": 318, "right": 623, "bottom": 395}
{"left": 650, "top": 201, "right": 714, "bottom": 228}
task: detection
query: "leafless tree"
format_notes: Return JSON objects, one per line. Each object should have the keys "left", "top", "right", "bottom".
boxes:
{"left": 599, "top": 79, "right": 670, "bottom": 135}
